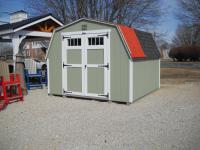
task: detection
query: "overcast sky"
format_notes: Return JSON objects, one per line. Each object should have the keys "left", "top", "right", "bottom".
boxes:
{"left": 0, "top": 0, "right": 180, "bottom": 42}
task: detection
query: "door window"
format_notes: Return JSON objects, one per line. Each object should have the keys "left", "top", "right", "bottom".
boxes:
{"left": 88, "top": 37, "right": 104, "bottom": 45}
{"left": 68, "top": 38, "right": 81, "bottom": 46}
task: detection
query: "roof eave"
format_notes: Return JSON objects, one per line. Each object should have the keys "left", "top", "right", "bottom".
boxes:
{"left": 13, "top": 15, "right": 64, "bottom": 32}
{"left": 116, "top": 26, "right": 132, "bottom": 59}
{"left": 0, "top": 15, "right": 63, "bottom": 36}
{"left": 0, "top": 29, "right": 14, "bottom": 36}
{"left": 53, "top": 18, "right": 133, "bottom": 59}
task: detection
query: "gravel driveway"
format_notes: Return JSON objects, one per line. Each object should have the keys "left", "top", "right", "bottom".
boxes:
{"left": 0, "top": 83, "right": 200, "bottom": 150}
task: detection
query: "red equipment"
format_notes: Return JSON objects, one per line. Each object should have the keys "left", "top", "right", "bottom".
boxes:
{"left": 0, "top": 73, "right": 23, "bottom": 110}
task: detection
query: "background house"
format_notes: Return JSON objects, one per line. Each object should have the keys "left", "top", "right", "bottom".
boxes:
{"left": 0, "top": 10, "right": 63, "bottom": 65}
{"left": 156, "top": 39, "right": 170, "bottom": 60}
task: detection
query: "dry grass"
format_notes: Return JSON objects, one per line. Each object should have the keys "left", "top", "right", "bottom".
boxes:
{"left": 161, "top": 68, "right": 200, "bottom": 84}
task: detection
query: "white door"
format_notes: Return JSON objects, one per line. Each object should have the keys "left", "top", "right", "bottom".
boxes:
{"left": 62, "top": 30, "right": 110, "bottom": 99}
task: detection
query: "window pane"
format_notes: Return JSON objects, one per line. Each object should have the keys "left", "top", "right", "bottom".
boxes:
{"left": 68, "top": 39, "right": 71, "bottom": 46}
{"left": 92, "top": 38, "right": 95, "bottom": 45}
{"left": 75, "top": 38, "right": 77, "bottom": 46}
{"left": 71, "top": 39, "right": 74, "bottom": 46}
{"left": 100, "top": 37, "right": 104, "bottom": 45}
{"left": 88, "top": 38, "right": 91, "bottom": 45}
{"left": 96, "top": 37, "right": 99, "bottom": 45}
{"left": 78, "top": 38, "right": 81, "bottom": 46}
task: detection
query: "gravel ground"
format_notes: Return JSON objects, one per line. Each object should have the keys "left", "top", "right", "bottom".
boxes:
{"left": 161, "top": 60, "right": 200, "bottom": 69}
{"left": 0, "top": 83, "right": 200, "bottom": 150}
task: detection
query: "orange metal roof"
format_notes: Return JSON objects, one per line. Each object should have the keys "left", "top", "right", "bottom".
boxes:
{"left": 117, "top": 24, "right": 146, "bottom": 58}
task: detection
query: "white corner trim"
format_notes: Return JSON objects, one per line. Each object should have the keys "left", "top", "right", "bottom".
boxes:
{"left": 107, "top": 32, "right": 111, "bottom": 100}
{"left": 14, "top": 16, "right": 63, "bottom": 32}
{"left": 117, "top": 26, "right": 132, "bottom": 59}
{"left": 45, "top": 30, "right": 55, "bottom": 59}
{"left": 129, "top": 60, "right": 133, "bottom": 103}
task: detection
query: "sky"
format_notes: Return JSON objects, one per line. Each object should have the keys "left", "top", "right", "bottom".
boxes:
{"left": 0, "top": 0, "right": 180, "bottom": 42}
{"left": 158, "top": 0, "right": 180, "bottom": 42}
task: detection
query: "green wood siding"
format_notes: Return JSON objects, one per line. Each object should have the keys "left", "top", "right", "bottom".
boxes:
{"left": 87, "top": 49, "right": 104, "bottom": 64}
{"left": 67, "top": 49, "right": 82, "bottom": 64}
{"left": 48, "top": 32, "right": 62, "bottom": 95}
{"left": 133, "top": 60, "right": 159, "bottom": 101}
{"left": 87, "top": 67, "right": 104, "bottom": 94}
{"left": 67, "top": 67, "right": 82, "bottom": 92}
{"left": 48, "top": 20, "right": 130, "bottom": 102}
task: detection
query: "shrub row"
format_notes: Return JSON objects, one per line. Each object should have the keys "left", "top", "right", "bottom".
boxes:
{"left": 169, "top": 46, "right": 200, "bottom": 61}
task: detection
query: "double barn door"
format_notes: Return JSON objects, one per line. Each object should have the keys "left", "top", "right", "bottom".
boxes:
{"left": 62, "top": 30, "right": 110, "bottom": 99}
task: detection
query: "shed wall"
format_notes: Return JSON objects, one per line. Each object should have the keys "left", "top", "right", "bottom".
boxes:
{"left": 132, "top": 59, "right": 159, "bottom": 101}
{"left": 48, "top": 20, "right": 129, "bottom": 102}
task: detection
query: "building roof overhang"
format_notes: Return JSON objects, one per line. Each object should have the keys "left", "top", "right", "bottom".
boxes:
{"left": 0, "top": 14, "right": 63, "bottom": 36}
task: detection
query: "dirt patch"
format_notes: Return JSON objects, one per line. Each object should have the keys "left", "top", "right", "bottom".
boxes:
{"left": 161, "top": 68, "right": 200, "bottom": 84}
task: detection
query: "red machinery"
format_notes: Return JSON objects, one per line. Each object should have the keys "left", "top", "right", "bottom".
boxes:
{"left": 0, "top": 73, "right": 23, "bottom": 110}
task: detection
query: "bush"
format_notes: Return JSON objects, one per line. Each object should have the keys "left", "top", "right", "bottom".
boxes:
{"left": 169, "top": 46, "right": 200, "bottom": 61}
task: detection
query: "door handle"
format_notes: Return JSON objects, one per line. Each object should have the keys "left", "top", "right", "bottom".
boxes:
{"left": 84, "top": 65, "right": 87, "bottom": 69}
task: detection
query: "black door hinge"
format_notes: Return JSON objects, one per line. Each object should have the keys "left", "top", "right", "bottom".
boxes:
{"left": 98, "top": 93, "right": 109, "bottom": 98}
{"left": 98, "top": 63, "right": 109, "bottom": 69}
{"left": 63, "top": 89, "right": 72, "bottom": 94}
{"left": 98, "top": 33, "right": 109, "bottom": 38}
{"left": 63, "top": 63, "right": 72, "bottom": 68}
{"left": 63, "top": 36, "right": 71, "bottom": 40}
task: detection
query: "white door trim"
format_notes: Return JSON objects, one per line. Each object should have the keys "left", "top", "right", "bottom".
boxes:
{"left": 63, "top": 34, "right": 84, "bottom": 95}
{"left": 61, "top": 29, "right": 111, "bottom": 37}
{"left": 61, "top": 29, "right": 111, "bottom": 99}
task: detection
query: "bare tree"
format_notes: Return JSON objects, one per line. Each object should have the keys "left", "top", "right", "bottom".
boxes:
{"left": 174, "top": 0, "right": 200, "bottom": 47}
{"left": 172, "top": 24, "right": 200, "bottom": 47}
{"left": 27, "top": 0, "right": 162, "bottom": 28}
{"left": 177, "top": 0, "right": 200, "bottom": 25}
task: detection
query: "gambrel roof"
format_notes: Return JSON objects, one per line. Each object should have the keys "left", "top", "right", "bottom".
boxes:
{"left": 47, "top": 18, "right": 160, "bottom": 60}
{"left": 117, "top": 25, "right": 146, "bottom": 58}
{"left": 134, "top": 29, "right": 160, "bottom": 60}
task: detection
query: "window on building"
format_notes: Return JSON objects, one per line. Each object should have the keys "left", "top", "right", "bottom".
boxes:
{"left": 88, "top": 37, "right": 104, "bottom": 45}
{"left": 68, "top": 38, "right": 81, "bottom": 46}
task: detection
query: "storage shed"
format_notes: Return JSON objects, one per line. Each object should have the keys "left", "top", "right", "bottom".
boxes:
{"left": 46, "top": 18, "right": 160, "bottom": 103}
